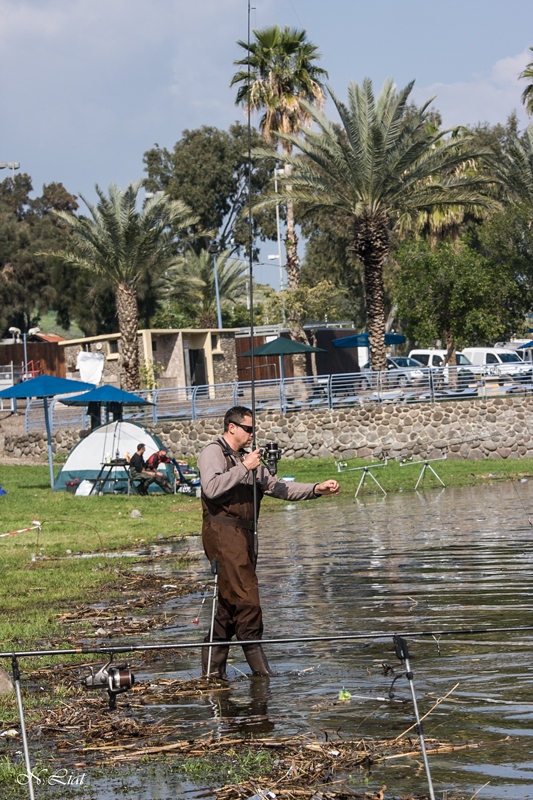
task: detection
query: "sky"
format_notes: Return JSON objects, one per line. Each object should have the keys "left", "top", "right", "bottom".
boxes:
{"left": 1, "top": 0, "right": 533, "bottom": 284}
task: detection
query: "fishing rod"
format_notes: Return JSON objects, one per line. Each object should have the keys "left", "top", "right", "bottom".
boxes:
{"left": 3, "top": 624, "right": 533, "bottom": 660}
{"left": 246, "top": 0, "right": 259, "bottom": 564}
{"left": 8, "top": 625, "right": 533, "bottom": 798}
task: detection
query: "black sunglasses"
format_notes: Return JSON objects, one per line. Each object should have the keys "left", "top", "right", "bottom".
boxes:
{"left": 230, "top": 421, "right": 254, "bottom": 434}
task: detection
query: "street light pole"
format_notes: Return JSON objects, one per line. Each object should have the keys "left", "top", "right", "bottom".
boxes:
{"left": 0, "top": 161, "right": 20, "bottom": 181}
{"left": 274, "top": 169, "right": 286, "bottom": 325}
{"left": 208, "top": 242, "right": 223, "bottom": 329}
{"left": 273, "top": 168, "right": 285, "bottom": 293}
{"left": 22, "top": 328, "right": 40, "bottom": 380}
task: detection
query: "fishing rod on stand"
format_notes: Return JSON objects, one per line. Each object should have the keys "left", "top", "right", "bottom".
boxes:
{"left": 11, "top": 654, "right": 35, "bottom": 800}
{"left": 390, "top": 635, "right": 436, "bottom": 800}
{"left": 6, "top": 622, "right": 533, "bottom": 799}
{"left": 206, "top": 558, "right": 219, "bottom": 678}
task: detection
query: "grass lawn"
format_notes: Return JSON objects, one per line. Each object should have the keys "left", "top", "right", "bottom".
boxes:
{"left": 1, "top": 455, "right": 533, "bottom": 651}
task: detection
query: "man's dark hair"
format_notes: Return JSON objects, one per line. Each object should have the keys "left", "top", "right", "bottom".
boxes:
{"left": 137, "top": 443, "right": 145, "bottom": 452}
{"left": 224, "top": 406, "right": 253, "bottom": 432}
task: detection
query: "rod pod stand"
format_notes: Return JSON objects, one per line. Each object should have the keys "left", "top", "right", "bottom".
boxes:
{"left": 392, "top": 635, "right": 436, "bottom": 800}
{"left": 206, "top": 558, "right": 219, "bottom": 678}
{"left": 11, "top": 655, "right": 35, "bottom": 800}
{"left": 336, "top": 460, "right": 387, "bottom": 499}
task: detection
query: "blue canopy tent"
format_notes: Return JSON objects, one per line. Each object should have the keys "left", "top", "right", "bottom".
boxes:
{"left": 333, "top": 332, "right": 406, "bottom": 348}
{"left": 0, "top": 375, "right": 96, "bottom": 488}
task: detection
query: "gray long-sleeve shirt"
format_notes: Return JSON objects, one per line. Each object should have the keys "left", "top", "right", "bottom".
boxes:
{"left": 198, "top": 438, "right": 318, "bottom": 502}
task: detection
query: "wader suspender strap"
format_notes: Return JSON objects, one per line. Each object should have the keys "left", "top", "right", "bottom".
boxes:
{"left": 205, "top": 439, "right": 256, "bottom": 530}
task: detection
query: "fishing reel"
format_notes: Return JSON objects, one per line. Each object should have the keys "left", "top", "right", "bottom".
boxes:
{"left": 260, "top": 441, "right": 283, "bottom": 475}
{"left": 82, "top": 657, "right": 135, "bottom": 710}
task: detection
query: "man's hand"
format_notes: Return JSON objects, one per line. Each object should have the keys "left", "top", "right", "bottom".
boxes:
{"left": 242, "top": 449, "right": 261, "bottom": 471}
{"left": 314, "top": 479, "right": 340, "bottom": 496}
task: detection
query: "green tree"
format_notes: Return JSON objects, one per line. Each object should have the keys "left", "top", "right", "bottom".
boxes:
{"left": 143, "top": 123, "right": 277, "bottom": 257}
{"left": 49, "top": 182, "right": 196, "bottom": 391}
{"left": 300, "top": 211, "right": 368, "bottom": 329}
{"left": 395, "top": 239, "right": 523, "bottom": 358}
{"left": 474, "top": 202, "right": 533, "bottom": 316}
{"left": 231, "top": 24, "right": 328, "bottom": 289}
{"left": 262, "top": 78, "right": 495, "bottom": 371}
{"left": 0, "top": 175, "right": 78, "bottom": 334}
{"left": 494, "top": 125, "right": 533, "bottom": 211}
{"left": 263, "top": 280, "right": 352, "bottom": 327}
{"left": 162, "top": 247, "right": 249, "bottom": 328}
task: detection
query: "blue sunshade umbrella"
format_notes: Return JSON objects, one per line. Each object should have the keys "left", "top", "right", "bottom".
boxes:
{"left": 0, "top": 375, "right": 96, "bottom": 488}
{"left": 333, "top": 332, "right": 406, "bottom": 348}
{"left": 62, "top": 385, "right": 152, "bottom": 428}
{"left": 62, "top": 385, "right": 151, "bottom": 406}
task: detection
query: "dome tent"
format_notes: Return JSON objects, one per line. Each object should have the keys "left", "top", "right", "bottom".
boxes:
{"left": 54, "top": 420, "right": 168, "bottom": 493}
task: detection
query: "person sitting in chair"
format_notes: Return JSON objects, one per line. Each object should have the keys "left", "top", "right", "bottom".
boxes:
{"left": 129, "top": 443, "right": 173, "bottom": 495}
{"left": 146, "top": 446, "right": 171, "bottom": 470}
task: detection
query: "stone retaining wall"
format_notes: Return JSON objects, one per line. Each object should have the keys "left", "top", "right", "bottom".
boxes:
{"left": 5, "top": 396, "right": 533, "bottom": 462}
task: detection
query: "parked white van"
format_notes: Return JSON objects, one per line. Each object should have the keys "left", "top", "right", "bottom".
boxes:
{"left": 461, "top": 347, "right": 532, "bottom": 383}
{"left": 408, "top": 349, "right": 476, "bottom": 388}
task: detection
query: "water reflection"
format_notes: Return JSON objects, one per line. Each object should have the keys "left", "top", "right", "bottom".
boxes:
{"left": 154, "top": 482, "right": 533, "bottom": 798}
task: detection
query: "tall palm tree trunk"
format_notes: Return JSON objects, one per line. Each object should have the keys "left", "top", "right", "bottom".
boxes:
{"left": 353, "top": 212, "right": 389, "bottom": 373}
{"left": 116, "top": 282, "right": 141, "bottom": 391}
{"left": 285, "top": 198, "right": 300, "bottom": 289}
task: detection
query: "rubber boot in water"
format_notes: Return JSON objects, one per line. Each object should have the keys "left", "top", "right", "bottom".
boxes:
{"left": 243, "top": 644, "right": 275, "bottom": 676}
{"left": 202, "top": 643, "right": 229, "bottom": 680}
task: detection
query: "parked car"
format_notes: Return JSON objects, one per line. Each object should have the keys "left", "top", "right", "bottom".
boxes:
{"left": 462, "top": 347, "right": 532, "bottom": 384}
{"left": 408, "top": 349, "right": 476, "bottom": 389}
{"left": 361, "top": 356, "right": 426, "bottom": 389}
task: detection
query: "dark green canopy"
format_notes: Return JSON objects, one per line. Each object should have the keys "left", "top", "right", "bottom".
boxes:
{"left": 239, "top": 336, "right": 324, "bottom": 358}
{"left": 239, "top": 336, "right": 325, "bottom": 382}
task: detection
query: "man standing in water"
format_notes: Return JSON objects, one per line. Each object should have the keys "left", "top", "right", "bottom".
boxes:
{"left": 198, "top": 406, "right": 339, "bottom": 679}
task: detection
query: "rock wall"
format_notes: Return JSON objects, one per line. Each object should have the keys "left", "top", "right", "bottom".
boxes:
{"left": 213, "top": 333, "right": 238, "bottom": 384}
{"left": 5, "top": 396, "right": 533, "bottom": 461}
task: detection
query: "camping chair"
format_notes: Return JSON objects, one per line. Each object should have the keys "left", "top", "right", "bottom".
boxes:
{"left": 172, "top": 459, "right": 200, "bottom": 496}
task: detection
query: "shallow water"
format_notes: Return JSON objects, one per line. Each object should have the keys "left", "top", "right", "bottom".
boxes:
{"left": 96, "top": 482, "right": 533, "bottom": 797}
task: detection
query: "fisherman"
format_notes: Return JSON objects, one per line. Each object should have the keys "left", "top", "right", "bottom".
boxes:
{"left": 198, "top": 405, "right": 339, "bottom": 679}
{"left": 129, "top": 443, "right": 174, "bottom": 495}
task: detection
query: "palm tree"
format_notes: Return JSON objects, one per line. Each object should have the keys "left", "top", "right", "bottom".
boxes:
{"left": 519, "top": 47, "right": 533, "bottom": 117}
{"left": 164, "top": 247, "right": 249, "bottom": 328}
{"left": 494, "top": 124, "right": 533, "bottom": 208}
{"left": 260, "top": 78, "right": 495, "bottom": 371}
{"left": 50, "top": 182, "right": 196, "bottom": 390}
{"left": 231, "top": 25, "right": 328, "bottom": 290}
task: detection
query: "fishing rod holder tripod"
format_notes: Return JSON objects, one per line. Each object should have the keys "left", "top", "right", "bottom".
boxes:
{"left": 82, "top": 656, "right": 135, "bottom": 710}
{"left": 336, "top": 458, "right": 388, "bottom": 498}
{"left": 206, "top": 557, "right": 219, "bottom": 678}
{"left": 390, "top": 635, "right": 436, "bottom": 800}
{"left": 399, "top": 453, "right": 446, "bottom": 490}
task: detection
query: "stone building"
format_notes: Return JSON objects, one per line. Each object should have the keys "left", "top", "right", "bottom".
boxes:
{"left": 59, "top": 328, "right": 238, "bottom": 388}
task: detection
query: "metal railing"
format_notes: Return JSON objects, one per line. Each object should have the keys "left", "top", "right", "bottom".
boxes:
{"left": 22, "top": 362, "right": 533, "bottom": 433}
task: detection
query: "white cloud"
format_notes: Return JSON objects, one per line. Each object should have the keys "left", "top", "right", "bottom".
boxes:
{"left": 412, "top": 49, "right": 532, "bottom": 129}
